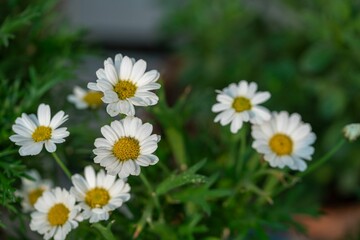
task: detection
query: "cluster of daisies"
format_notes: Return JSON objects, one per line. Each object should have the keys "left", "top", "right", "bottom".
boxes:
{"left": 212, "top": 80, "right": 316, "bottom": 171}
{"left": 10, "top": 54, "right": 161, "bottom": 240}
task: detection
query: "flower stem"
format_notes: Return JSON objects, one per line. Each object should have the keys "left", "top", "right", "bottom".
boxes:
{"left": 51, "top": 152, "right": 71, "bottom": 179}
{"left": 236, "top": 126, "right": 247, "bottom": 175}
{"left": 273, "top": 139, "right": 346, "bottom": 197}
{"left": 139, "top": 172, "right": 164, "bottom": 221}
{"left": 298, "top": 139, "right": 346, "bottom": 178}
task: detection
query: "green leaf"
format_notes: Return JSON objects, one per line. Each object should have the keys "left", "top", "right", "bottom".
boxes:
{"left": 156, "top": 159, "right": 207, "bottom": 195}
{"left": 92, "top": 221, "right": 116, "bottom": 240}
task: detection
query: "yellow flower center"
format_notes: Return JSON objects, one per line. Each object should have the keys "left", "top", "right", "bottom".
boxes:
{"left": 83, "top": 91, "right": 103, "bottom": 108}
{"left": 28, "top": 188, "right": 44, "bottom": 206}
{"left": 232, "top": 97, "right": 252, "bottom": 112}
{"left": 114, "top": 80, "right": 137, "bottom": 100}
{"left": 269, "top": 133, "right": 293, "bottom": 156}
{"left": 113, "top": 137, "right": 140, "bottom": 161}
{"left": 85, "top": 187, "right": 110, "bottom": 208}
{"left": 47, "top": 203, "right": 70, "bottom": 226}
{"left": 32, "top": 126, "right": 52, "bottom": 142}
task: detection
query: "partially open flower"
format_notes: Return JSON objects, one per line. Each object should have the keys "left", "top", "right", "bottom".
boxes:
{"left": 67, "top": 86, "right": 103, "bottom": 109}
{"left": 16, "top": 170, "right": 52, "bottom": 212}
{"left": 343, "top": 123, "right": 360, "bottom": 142}
{"left": 10, "top": 104, "right": 69, "bottom": 156}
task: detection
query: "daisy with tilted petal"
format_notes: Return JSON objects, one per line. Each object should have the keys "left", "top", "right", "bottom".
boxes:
{"left": 212, "top": 80, "right": 271, "bottom": 133}
{"left": 71, "top": 165, "right": 131, "bottom": 223}
{"left": 251, "top": 111, "right": 316, "bottom": 171}
{"left": 30, "top": 187, "right": 81, "bottom": 240}
{"left": 16, "top": 170, "right": 52, "bottom": 212}
{"left": 9, "top": 104, "right": 69, "bottom": 156}
{"left": 67, "top": 86, "right": 103, "bottom": 109}
{"left": 93, "top": 116, "right": 160, "bottom": 178}
{"left": 87, "top": 53, "right": 161, "bottom": 117}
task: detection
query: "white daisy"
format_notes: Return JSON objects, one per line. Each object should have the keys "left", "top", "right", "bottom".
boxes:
{"left": 9, "top": 103, "right": 69, "bottom": 156}
{"left": 343, "top": 123, "right": 360, "bottom": 142}
{"left": 93, "top": 116, "right": 160, "bottom": 178}
{"left": 67, "top": 86, "right": 103, "bottom": 109}
{"left": 87, "top": 54, "right": 161, "bottom": 117}
{"left": 30, "top": 187, "right": 81, "bottom": 240}
{"left": 16, "top": 170, "right": 52, "bottom": 212}
{"left": 251, "top": 111, "right": 316, "bottom": 171}
{"left": 212, "top": 80, "right": 271, "bottom": 133}
{"left": 70, "top": 165, "right": 131, "bottom": 223}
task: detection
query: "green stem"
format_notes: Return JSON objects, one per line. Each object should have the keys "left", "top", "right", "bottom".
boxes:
{"left": 236, "top": 126, "right": 247, "bottom": 175}
{"left": 51, "top": 152, "right": 71, "bottom": 179}
{"left": 299, "top": 139, "right": 346, "bottom": 178}
{"left": 139, "top": 172, "right": 164, "bottom": 221}
{"left": 273, "top": 139, "right": 346, "bottom": 197}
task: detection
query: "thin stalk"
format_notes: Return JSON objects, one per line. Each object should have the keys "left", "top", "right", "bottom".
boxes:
{"left": 51, "top": 152, "right": 71, "bottom": 179}
{"left": 273, "top": 139, "right": 346, "bottom": 197}
{"left": 236, "top": 126, "right": 247, "bottom": 175}
{"left": 139, "top": 172, "right": 164, "bottom": 221}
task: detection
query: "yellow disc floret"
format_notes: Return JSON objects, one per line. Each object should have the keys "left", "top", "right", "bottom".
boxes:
{"left": 232, "top": 97, "right": 252, "bottom": 112}
{"left": 114, "top": 80, "right": 137, "bottom": 100}
{"left": 32, "top": 126, "right": 52, "bottom": 142}
{"left": 113, "top": 137, "right": 140, "bottom": 161}
{"left": 269, "top": 133, "right": 293, "bottom": 156}
{"left": 85, "top": 187, "right": 110, "bottom": 208}
{"left": 28, "top": 188, "right": 44, "bottom": 206}
{"left": 47, "top": 203, "right": 70, "bottom": 226}
{"left": 83, "top": 91, "right": 103, "bottom": 108}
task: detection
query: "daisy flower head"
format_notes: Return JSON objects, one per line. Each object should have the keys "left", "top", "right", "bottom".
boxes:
{"left": 251, "top": 111, "right": 316, "bottom": 171}
{"left": 10, "top": 103, "right": 69, "bottom": 156}
{"left": 87, "top": 54, "right": 161, "bottom": 117}
{"left": 71, "top": 165, "right": 131, "bottom": 223}
{"left": 30, "top": 187, "right": 81, "bottom": 240}
{"left": 93, "top": 116, "right": 160, "bottom": 178}
{"left": 67, "top": 86, "right": 103, "bottom": 109}
{"left": 212, "top": 80, "right": 271, "bottom": 133}
{"left": 17, "top": 170, "right": 52, "bottom": 212}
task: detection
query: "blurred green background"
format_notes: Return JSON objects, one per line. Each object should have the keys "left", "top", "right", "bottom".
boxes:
{"left": 162, "top": 0, "right": 360, "bottom": 203}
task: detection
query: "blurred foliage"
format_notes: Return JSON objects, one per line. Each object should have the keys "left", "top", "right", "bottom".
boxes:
{"left": 162, "top": 0, "right": 360, "bottom": 201}
{"left": 0, "top": 0, "right": 86, "bottom": 227}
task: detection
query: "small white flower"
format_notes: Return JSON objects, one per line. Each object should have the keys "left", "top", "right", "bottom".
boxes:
{"left": 10, "top": 104, "right": 69, "bottom": 156}
{"left": 93, "top": 116, "right": 160, "bottom": 178}
{"left": 16, "top": 170, "right": 52, "bottom": 212}
{"left": 343, "top": 123, "right": 360, "bottom": 142}
{"left": 71, "top": 165, "right": 131, "bottom": 223}
{"left": 212, "top": 80, "right": 271, "bottom": 133}
{"left": 251, "top": 111, "right": 316, "bottom": 171}
{"left": 30, "top": 188, "right": 81, "bottom": 240}
{"left": 87, "top": 54, "right": 161, "bottom": 117}
{"left": 67, "top": 86, "right": 103, "bottom": 109}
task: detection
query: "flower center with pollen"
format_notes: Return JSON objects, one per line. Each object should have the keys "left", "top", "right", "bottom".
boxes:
{"left": 28, "top": 188, "right": 44, "bottom": 206}
{"left": 32, "top": 126, "right": 52, "bottom": 142}
{"left": 232, "top": 97, "right": 252, "bottom": 112}
{"left": 113, "top": 137, "right": 140, "bottom": 161}
{"left": 114, "top": 80, "right": 137, "bottom": 100}
{"left": 83, "top": 91, "right": 103, "bottom": 108}
{"left": 85, "top": 187, "right": 110, "bottom": 208}
{"left": 47, "top": 203, "right": 70, "bottom": 226}
{"left": 269, "top": 133, "right": 293, "bottom": 156}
